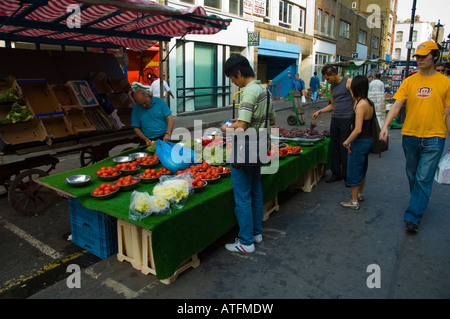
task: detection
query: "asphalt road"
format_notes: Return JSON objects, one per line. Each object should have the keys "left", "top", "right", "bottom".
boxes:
{"left": 2, "top": 100, "right": 450, "bottom": 300}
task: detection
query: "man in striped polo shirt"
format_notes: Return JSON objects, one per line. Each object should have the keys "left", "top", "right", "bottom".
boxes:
{"left": 221, "top": 54, "right": 276, "bottom": 253}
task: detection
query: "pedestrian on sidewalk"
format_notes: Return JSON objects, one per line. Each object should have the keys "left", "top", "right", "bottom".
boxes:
{"left": 312, "top": 65, "right": 353, "bottom": 184}
{"left": 380, "top": 41, "right": 450, "bottom": 233}
{"left": 341, "top": 75, "right": 374, "bottom": 210}
{"left": 221, "top": 54, "right": 275, "bottom": 253}
{"left": 310, "top": 72, "right": 321, "bottom": 102}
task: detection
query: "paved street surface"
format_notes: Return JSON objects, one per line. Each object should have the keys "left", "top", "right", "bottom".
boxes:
{"left": 1, "top": 99, "right": 450, "bottom": 301}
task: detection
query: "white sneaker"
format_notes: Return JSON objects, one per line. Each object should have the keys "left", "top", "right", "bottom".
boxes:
{"left": 254, "top": 234, "right": 263, "bottom": 243}
{"left": 225, "top": 238, "right": 255, "bottom": 253}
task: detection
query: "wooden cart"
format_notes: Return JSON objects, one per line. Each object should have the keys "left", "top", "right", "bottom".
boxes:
{"left": 0, "top": 129, "right": 140, "bottom": 216}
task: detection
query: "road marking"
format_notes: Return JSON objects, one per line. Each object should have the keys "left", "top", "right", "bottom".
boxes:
{"left": 0, "top": 252, "right": 83, "bottom": 294}
{"left": 3, "top": 220, "right": 62, "bottom": 260}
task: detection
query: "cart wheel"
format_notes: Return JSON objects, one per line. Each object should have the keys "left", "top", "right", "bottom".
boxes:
{"left": 80, "top": 149, "right": 97, "bottom": 167}
{"left": 287, "top": 115, "right": 298, "bottom": 126}
{"left": 8, "top": 169, "right": 56, "bottom": 216}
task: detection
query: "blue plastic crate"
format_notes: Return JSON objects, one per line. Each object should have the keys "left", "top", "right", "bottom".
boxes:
{"left": 68, "top": 197, "right": 118, "bottom": 259}
{"left": 68, "top": 197, "right": 117, "bottom": 238}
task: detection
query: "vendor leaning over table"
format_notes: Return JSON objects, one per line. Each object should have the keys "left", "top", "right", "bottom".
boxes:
{"left": 220, "top": 54, "right": 276, "bottom": 254}
{"left": 131, "top": 89, "right": 174, "bottom": 145}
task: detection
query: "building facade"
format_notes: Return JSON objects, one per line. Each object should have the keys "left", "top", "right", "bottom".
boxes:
{"left": 393, "top": 18, "right": 433, "bottom": 62}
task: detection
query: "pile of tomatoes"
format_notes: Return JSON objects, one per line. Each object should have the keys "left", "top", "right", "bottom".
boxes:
{"left": 191, "top": 177, "right": 206, "bottom": 188}
{"left": 114, "top": 175, "right": 139, "bottom": 186}
{"left": 139, "top": 168, "right": 161, "bottom": 179}
{"left": 116, "top": 161, "right": 139, "bottom": 171}
{"left": 91, "top": 182, "right": 118, "bottom": 196}
{"left": 135, "top": 154, "right": 159, "bottom": 166}
{"left": 96, "top": 166, "right": 120, "bottom": 177}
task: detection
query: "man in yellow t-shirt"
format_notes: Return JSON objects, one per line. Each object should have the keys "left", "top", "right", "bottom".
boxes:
{"left": 380, "top": 41, "right": 450, "bottom": 234}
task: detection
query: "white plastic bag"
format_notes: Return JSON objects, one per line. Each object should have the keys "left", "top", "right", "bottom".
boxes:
{"left": 129, "top": 191, "right": 171, "bottom": 220}
{"left": 152, "top": 173, "right": 194, "bottom": 209}
{"left": 301, "top": 95, "right": 306, "bottom": 104}
{"left": 434, "top": 153, "right": 450, "bottom": 184}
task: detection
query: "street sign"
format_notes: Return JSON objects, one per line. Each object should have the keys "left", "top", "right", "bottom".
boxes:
{"left": 248, "top": 32, "right": 260, "bottom": 46}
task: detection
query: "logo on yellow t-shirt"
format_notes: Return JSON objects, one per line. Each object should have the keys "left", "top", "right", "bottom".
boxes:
{"left": 416, "top": 87, "right": 432, "bottom": 98}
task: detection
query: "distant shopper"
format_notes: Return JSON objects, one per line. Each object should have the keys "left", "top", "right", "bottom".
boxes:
{"left": 150, "top": 74, "right": 174, "bottom": 99}
{"left": 291, "top": 73, "right": 305, "bottom": 96}
{"left": 131, "top": 89, "right": 174, "bottom": 145}
{"left": 341, "top": 75, "right": 374, "bottom": 210}
{"left": 380, "top": 41, "right": 450, "bottom": 233}
{"left": 368, "top": 73, "right": 386, "bottom": 127}
{"left": 310, "top": 72, "right": 321, "bottom": 101}
{"left": 435, "top": 63, "right": 445, "bottom": 74}
{"left": 312, "top": 65, "right": 353, "bottom": 184}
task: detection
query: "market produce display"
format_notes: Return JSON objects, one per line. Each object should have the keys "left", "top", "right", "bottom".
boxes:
{"left": 152, "top": 177, "right": 192, "bottom": 209}
{"left": 91, "top": 182, "right": 119, "bottom": 199}
{"left": 129, "top": 191, "right": 171, "bottom": 220}
{"left": 272, "top": 122, "right": 329, "bottom": 141}
{"left": 96, "top": 166, "right": 120, "bottom": 179}
{"left": 0, "top": 101, "right": 34, "bottom": 124}
{"left": 135, "top": 154, "right": 159, "bottom": 167}
{"left": 0, "top": 88, "right": 19, "bottom": 104}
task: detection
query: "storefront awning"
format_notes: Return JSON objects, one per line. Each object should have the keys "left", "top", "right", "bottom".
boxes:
{"left": 0, "top": 0, "right": 231, "bottom": 51}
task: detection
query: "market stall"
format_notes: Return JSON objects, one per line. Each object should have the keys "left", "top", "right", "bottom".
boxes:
{"left": 0, "top": 0, "right": 231, "bottom": 214}
{"left": 37, "top": 137, "right": 330, "bottom": 282}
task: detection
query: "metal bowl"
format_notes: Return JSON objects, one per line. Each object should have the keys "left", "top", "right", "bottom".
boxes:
{"left": 90, "top": 187, "right": 119, "bottom": 200}
{"left": 65, "top": 174, "right": 91, "bottom": 187}
{"left": 97, "top": 170, "right": 122, "bottom": 181}
{"left": 202, "top": 175, "right": 220, "bottom": 184}
{"left": 193, "top": 180, "right": 207, "bottom": 192}
{"left": 218, "top": 170, "right": 231, "bottom": 178}
{"left": 129, "top": 152, "right": 148, "bottom": 159}
{"left": 112, "top": 156, "right": 133, "bottom": 163}
{"left": 118, "top": 165, "right": 141, "bottom": 175}
{"left": 115, "top": 178, "right": 141, "bottom": 191}
{"left": 138, "top": 175, "right": 160, "bottom": 184}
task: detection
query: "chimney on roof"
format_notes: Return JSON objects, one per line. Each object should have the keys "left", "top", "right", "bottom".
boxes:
{"left": 415, "top": 15, "right": 420, "bottom": 22}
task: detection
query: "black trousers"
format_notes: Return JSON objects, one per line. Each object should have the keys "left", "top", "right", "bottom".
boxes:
{"left": 329, "top": 116, "right": 353, "bottom": 180}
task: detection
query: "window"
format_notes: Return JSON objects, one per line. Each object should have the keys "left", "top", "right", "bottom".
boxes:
{"left": 358, "top": 29, "right": 367, "bottom": 44}
{"left": 204, "top": 0, "right": 221, "bottom": 10}
{"left": 339, "top": 20, "right": 350, "bottom": 38}
{"left": 395, "top": 48, "right": 401, "bottom": 59}
{"left": 412, "top": 30, "right": 418, "bottom": 42}
{"left": 229, "top": 0, "right": 241, "bottom": 15}
{"left": 279, "top": 1, "right": 292, "bottom": 28}
{"left": 372, "top": 36, "right": 379, "bottom": 49}
{"left": 298, "top": 7, "right": 305, "bottom": 32}
{"left": 315, "top": 53, "right": 332, "bottom": 81}
{"left": 180, "top": 0, "right": 194, "bottom": 3}
{"left": 317, "top": 9, "right": 322, "bottom": 33}
{"left": 395, "top": 31, "right": 403, "bottom": 42}
{"left": 324, "top": 12, "right": 329, "bottom": 36}
{"left": 330, "top": 15, "right": 335, "bottom": 38}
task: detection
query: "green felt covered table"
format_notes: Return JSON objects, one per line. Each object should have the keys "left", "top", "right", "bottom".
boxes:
{"left": 38, "top": 138, "right": 329, "bottom": 280}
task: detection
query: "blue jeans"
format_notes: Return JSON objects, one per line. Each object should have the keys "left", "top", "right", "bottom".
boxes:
{"left": 311, "top": 91, "right": 318, "bottom": 101}
{"left": 230, "top": 165, "right": 264, "bottom": 245}
{"left": 346, "top": 138, "right": 373, "bottom": 186}
{"left": 402, "top": 135, "right": 445, "bottom": 224}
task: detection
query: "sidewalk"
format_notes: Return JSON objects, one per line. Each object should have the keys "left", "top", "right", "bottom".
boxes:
{"left": 26, "top": 99, "right": 450, "bottom": 299}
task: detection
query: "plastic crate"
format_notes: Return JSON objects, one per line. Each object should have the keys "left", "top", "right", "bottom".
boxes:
{"left": 68, "top": 197, "right": 117, "bottom": 259}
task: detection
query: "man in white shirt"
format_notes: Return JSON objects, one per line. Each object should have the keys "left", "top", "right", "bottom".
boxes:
{"left": 150, "top": 74, "right": 174, "bottom": 100}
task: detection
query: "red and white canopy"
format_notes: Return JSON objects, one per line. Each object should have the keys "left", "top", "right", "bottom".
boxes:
{"left": 0, "top": 0, "right": 231, "bottom": 51}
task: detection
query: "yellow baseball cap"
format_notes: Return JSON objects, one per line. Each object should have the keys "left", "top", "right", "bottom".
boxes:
{"left": 413, "top": 41, "right": 439, "bottom": 56}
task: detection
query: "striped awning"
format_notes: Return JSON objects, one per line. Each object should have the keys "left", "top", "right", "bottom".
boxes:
{"left": 0, "top": 0, "right": 231, "bottom": 51}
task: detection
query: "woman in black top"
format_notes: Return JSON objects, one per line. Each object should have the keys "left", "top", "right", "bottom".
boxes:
{"left": 341, "top": 75, "right": 374, "bottom": 210}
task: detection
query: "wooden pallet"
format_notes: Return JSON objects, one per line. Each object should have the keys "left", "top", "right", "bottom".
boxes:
{"left": 288, "top": 163, "right": 326, "bottom": 193}
{"left": 116, "top": 219, "right": 200, "bottom": 284}
{"left": 263, "top": 196, "right": 280, "bottom": 221}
